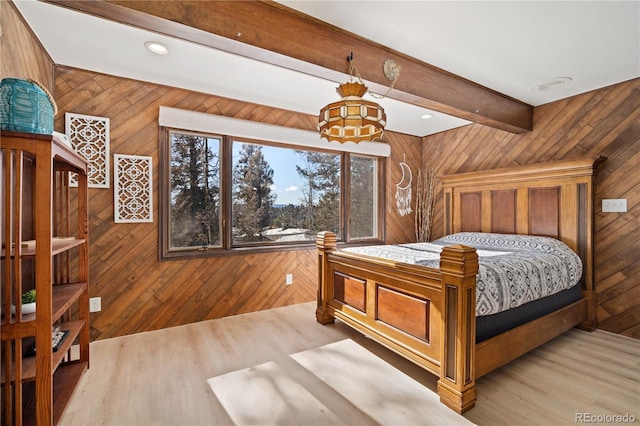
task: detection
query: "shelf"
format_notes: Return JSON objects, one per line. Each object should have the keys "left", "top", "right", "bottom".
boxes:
{"left": 52, "top": 282, "right": 87, "bottom": 323}
{"left": 1, "top": 130, "right": 89, "bottom": 425}
{"left": 1, "top": 282, "right": 87, "bottom": 332}
{"left": 21, "top": 361, "right": 88, "bottom": 426}
{"left": 1, "top": 130, "right": 88, "bottom": 172}
{"left": 1, "top": 238, "right": 86, "bottom": 259}
{"left": 52, "top": 362, "right": 88, "bottom": 425}
{"left": 2, "top": 320, "right": 85, "bottom": 384}
{"left": 51, "top": 321, "right": 85, "bottom": 374}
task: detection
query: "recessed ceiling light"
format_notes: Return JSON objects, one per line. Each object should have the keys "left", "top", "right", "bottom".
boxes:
{"left": 531, "top": 77, "right": 572, "bottom": 91}
{"left": 145, "top": 41, "right": 168, "bottom": 55}
{"left": 421, "top": 113, "right": 433, "bottom": 120}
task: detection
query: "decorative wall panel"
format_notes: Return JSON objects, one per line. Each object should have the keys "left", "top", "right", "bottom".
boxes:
{"left": 114, "top": 154, "right": 153, "bottom": 223}
{"left": 65, "top": 113, "right": 110, "bottom": 187}
{"left": 48, "top": 63, "right": 638, "bottom": 339}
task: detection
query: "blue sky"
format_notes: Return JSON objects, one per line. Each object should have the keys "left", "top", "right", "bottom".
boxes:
{"left": 232, "top": 143, "right": 306, "bottom": 206}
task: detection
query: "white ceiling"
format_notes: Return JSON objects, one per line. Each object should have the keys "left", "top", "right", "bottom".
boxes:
{"left": 13, "top": 0, "right": 640, "bottom": 138}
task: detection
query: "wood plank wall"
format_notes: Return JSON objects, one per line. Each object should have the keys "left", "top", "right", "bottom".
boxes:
{"left": 52, "top": 66, "right": 420, "bottom": 340}
{"left": 1, "top": 0, "right": 419, "bottom": 339}
{"left": 423, "top": 78, "right": 640, "bottom": 339}
{"left": 0, "top": 1, "right": 53, "bottom": 91}
{"left": 3, "top": 0, "right": 635, "bottom": 340}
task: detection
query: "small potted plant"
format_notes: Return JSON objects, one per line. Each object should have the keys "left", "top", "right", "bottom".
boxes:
{"left": 12, "top": 289, "right": 36, "bottom": 315}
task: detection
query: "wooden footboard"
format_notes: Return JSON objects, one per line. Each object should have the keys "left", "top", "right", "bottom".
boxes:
{"left": 316, "top": 231, "right": 479, "bottom": 413}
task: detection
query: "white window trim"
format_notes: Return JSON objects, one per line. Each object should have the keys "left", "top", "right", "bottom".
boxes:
{"left": 159, "top": 106, "right": 391, "bottom": 157}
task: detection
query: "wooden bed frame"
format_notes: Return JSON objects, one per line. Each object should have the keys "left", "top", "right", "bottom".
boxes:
{"left": 315, "top": 157, "right": 604, "bottom": 413}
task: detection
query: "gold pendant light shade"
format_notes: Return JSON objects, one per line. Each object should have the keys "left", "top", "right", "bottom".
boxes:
{"left": 318, "top": 81, "right": 386, "bottom": 144}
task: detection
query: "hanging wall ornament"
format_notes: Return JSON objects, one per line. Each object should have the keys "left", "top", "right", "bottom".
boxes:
{"left": 114, "top": 154, "right": 153, "bottom": 223}
{"left": 395, "top": 156, "right": 413, "bottom": 216}
{"left": 65, "top": 112, "right": 110, "bottom": 188}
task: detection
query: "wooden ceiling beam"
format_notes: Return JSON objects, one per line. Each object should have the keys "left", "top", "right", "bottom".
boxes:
{"left": 45, "top": 0, "right": 533, "bottom": 134}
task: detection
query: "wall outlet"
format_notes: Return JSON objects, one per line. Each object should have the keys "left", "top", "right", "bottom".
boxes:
{"left": 89, "top": 297, "right": 101, "bottom": 312}
{"left": 286, "top": 274, "right": 293, "bottom": 285}
{"left": 602, "top": 199, "right": 627, "bottom": 213}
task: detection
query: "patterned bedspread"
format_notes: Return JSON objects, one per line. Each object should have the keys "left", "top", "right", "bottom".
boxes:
{"left": 342, "top": 232, "right": 583, "bottom": 316}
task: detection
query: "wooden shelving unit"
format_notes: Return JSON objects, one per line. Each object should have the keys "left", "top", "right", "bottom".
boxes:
{"left": 1, "top": 131, "right": 90, "bottom": 425}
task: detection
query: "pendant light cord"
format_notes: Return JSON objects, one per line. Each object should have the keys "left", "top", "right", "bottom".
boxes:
{"left": 347, "top": 53, "right": 401, "bottom": 99}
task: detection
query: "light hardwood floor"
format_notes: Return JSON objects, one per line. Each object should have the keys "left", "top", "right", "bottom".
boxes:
{"left": 61, "top": 302, "right": 639, "bottom": 425}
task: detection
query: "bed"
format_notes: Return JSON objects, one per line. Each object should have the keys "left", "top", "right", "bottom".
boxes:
{"left": 315, "top": 157, "right": 604, "bottom": 413}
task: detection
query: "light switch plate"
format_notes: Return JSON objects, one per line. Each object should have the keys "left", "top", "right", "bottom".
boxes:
{"left": 602, "top": 199, "right": 627, "bottom": 213}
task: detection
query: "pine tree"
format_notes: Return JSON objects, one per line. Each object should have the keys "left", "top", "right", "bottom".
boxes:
{"left": 233, "top": 144, "right": 276, "bottom": 242}
{"left": 350, "top": 156, "right": 375, "bottom": 238}
{"left": 295, "top": 151, "right": 340, "bottom": 235}
{"left": 170, "top": 134, "right": 220, "bottom": 247}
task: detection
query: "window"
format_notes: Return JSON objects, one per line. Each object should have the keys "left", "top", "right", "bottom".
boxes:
{"left": 167, "top": 131, "right": 221, "bottom": 249}
{"left": 231, "top": 141, "right": 341, "bottom": 245}
{"left": 350, "top": 155, "right": 379, "bottom": 240}
{"left": 160, "top": 128, "right": 384, "bottom": 259}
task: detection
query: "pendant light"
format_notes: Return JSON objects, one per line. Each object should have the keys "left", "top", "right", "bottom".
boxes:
{"left": 318, "top": 53, "right": 400, "bottom": 144}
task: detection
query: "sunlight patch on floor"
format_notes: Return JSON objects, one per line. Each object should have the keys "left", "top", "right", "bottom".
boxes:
{"left": 208, "top": 360, "right": 341, "bottom": 425}
{"left": 208, "top": 338, "right": 474, "bottom": 426}
{"left": 291, "top": 339, "right": 475, "bottom": 426}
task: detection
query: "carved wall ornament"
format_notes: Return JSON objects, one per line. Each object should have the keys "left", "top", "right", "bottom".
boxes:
{"left": 114, "top": 154, "right": 153, "bottom": 223}
{"left": 65, "top": 113, "right": 110, "bottom": 187}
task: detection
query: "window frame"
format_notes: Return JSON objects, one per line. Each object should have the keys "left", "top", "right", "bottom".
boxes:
{"left": 159, "top": 126, "right": 385, "bottom": 260}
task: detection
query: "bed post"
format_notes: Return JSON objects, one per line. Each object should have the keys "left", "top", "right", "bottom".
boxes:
{"left": 316, "top": 231, "right": 337, "bottom": 324}
{"left": 437, "top": 245, "right": 479, "bottom": 414}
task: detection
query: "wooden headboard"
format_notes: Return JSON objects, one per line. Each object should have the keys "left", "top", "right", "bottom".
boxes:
{"left": 439, "top": 157, "right": 605, "bottom": 330}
